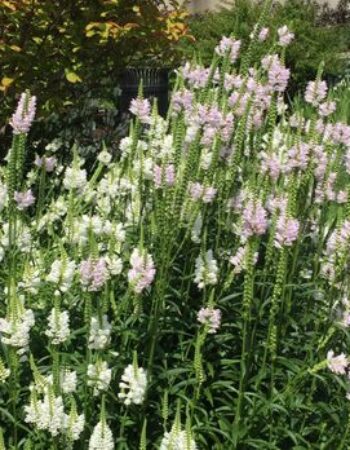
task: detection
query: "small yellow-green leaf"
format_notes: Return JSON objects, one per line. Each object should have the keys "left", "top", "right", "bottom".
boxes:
{"left": 9, "top": 45, "right": 21, "bottom": 52}
{"left": 65, "top": 71, "right": 82, "bottom": 83}
{"left": 1, "top": 77, "right": 14, "bottom": 87}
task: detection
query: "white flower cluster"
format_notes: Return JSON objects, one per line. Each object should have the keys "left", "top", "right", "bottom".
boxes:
{"left": 0, "top": 308, "right": 35, "bottom": 355}
{"left": 25, "top": 390, "right": 65, "bottom": 436}
{"left": 45, "top": 308, "right": 70, "bottom": 344}
{"left": 63, "top": 410, "right": 85, "bottom": 441}
{"left": 88, "top": 316, "right": 112, "bottom": 350}
{"left": 118, "top": 363, "right": 147, "bottom": 405}
{"left": 46, "top": 259, "right": 76, "bottom": 292}
{"left": 89, "top": 421, "right": 114, "bottom": 450}
{"left": 194, "top": 250, "right": 218, "bottom": 289}
{"left": 63, "top": 166, "right": 88, "bottom": 192}
{"left": 160, "top": 427, "right": 197, "bottom": 450}
{"left": 61, "top": 369, "right": 77, "bottom": 393}
{"left": 25, "top": 388, "right": 84, "bottom": 439}
{"left": 87, "top": 360, "right": 111, "bottom": 396}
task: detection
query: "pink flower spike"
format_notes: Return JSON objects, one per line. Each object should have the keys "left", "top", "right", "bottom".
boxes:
{"left": 10, "top": 92, "right": 36, "bottom": 135}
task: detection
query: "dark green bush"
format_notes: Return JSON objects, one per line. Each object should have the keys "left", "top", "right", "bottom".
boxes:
{"left": 0, "top": 0, "right": 191, "bottom": 156}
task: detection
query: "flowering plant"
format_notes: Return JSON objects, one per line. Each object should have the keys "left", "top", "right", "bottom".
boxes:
{"left": 1, "top": 6, "right": 350, "bottom": 449}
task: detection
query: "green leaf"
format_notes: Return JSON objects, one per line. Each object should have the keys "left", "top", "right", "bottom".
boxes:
{"left": 65, "top": 70, "right": 82, "bottom": 83}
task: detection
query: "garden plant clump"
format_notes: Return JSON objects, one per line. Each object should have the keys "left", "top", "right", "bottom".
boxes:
{"left": 2, "top": 8, "right": 350, "bottom": 450}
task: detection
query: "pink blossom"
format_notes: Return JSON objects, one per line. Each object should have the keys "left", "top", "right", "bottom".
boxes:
{"left": 266, "top": 195, "right": 288, "bottom": 214}
{"left": 327, "top": 350, "right": 348, "bottom": 375}
{"left": 313, "top": 145, "right": 328, "bottom": 180}
{"left": 197, "top": 307, "right": 221, "bottom": 334}
{"left": 181, "top": 62, "right": 211, "bottom": 89}
{"left": 79, "top": 258, "right": 109, "bottom": 292}
{"left": 337, "top": 190, "right": 348, "bottom": 204}
{"left": 14, "top": 189, "right": 35, "bottom": 210}
{"left": 242, "top": 199, "right": 268, "bottom": 238}
{"left": 128, "top": 248, "right": 156, "bottom": 294}
{"left": 202, "top": 187, "right": 217, "bottom": 203}
{"left": 286, "top": 143, "right": 310, "bottom": 172}
{"left": 34, "top": 155, "right": 57, "bottom": 172}
{"left": 258, "top": 27, "right": 269, "bottom": 42}
{"left": 318, "top": 101, "right": 336, "bottom": 117}
{"left": 305, "top": 81, "right": 328, "bottom": 106}
{"left": 277, "top": 25, "right": 294, "bottom": 47}
{"left": 267, "top": 59, "right": 290, "bottom": 93}
{"left": 189, "top": 182, "right": 204, "bottom": 201}
{"left": 153, "top": 164, "right": 176, "bottom": 188}
{"left": 10, "top": 92, "right": 36, "bottom": 135}
{"left": 189, "top": 182, "right": 217, "bottom": 203}
{"left": 274, "top": 215, "right": 300, "bottom": 248}
{"left": 229, "top": 245, "right": 258, "bottom": 274}
{"left": 215, "top": 36, "right": 241, "bottom": 63}
{"left": 260, "top": 152, "right": 282, "bottom": 180}
{"left": 130, "top": 98, "right": 151, "bottom": 124}
{"left": 172, "top": 89, "right": 194, "bottom": 114}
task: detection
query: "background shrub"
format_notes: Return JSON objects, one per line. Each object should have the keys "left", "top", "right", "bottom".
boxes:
{"left": 0, "top": 0, "right": 190, "bottom": 154}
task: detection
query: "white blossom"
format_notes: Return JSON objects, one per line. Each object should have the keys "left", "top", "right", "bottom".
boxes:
{"left": 47, "top": 259, "right": 76, "bottom": 292}
{"left": 45, "top": 308, "right": 70, "bottom": 344}
{"left": 0, "top": 308, "right": 35, "bottom": 354}
{"left": 88, "top": 316, "right": 112, "bottom": 350}
{"left": 61, "top": 369, "right": 77, "bottom": 393}
{"left": 87, "top": 361, "right": 111, "bottom": 396}
{"left": 194, "top": 250, "right": 218, "bottom": 289}
{"left": 63, "top": 166, "right": 87, "bottom": 192}
{"left": 118, "top": 363, "right": 147, "bottom": 405}
{"left": 25, "top": 390, "right": 65, "bottom": 436}
{"left": 89, "top": 421, "right": 114, "bottom": 450}
{"left": 97, "top": 149, "right": 112, "bottom": 165}
{"left": 63, "top": 412, "right": 85, "bottom": 441}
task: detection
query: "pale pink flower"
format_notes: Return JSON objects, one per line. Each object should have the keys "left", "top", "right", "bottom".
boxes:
{"left": 128, "top": 248, "right": 156, "bottom": 294}
{"left": 327, "top": 350, "right": 348, "bottom": 375}
{"left": 79, "top": 258, "right": 109, "bottom": 292}
{"left": 305, "top": 81, "right": 328, "bottom": 106}
{"left": 242, "top": 199, "right": 268, "bottom": 238}
{"left": 197, "top": 308, "right": 221, "bottom": 333}
{"left": 258, "top": 27, "right": 269, "bottom": 42}
{"left": 274, "top": 215, "right": 300, "bottom": 248}
{"left": 10, "top": 92, "right": 36, "bottom": 135}
{"left": 318, "top": 101, "right": 336, "bottom": 117}
{"left": 35, "top": 155, "right": 57, "bottom": 172}
{"left": 202, "top": 187, "right": 217, "bottom": 204}
{"left": 14, "top": 189, "right": 35, "bottom": 210}
{"left": 215, "top": 36, "right": 241, "bottom": 63}
{"left": 130, "top": 98, "right": 151, "bottom": 124}
{"left": 153, "top": 164, "right": 176, "bottom": 188}
{"left": 277, "top": 25, "right": 294, "bottom": 47}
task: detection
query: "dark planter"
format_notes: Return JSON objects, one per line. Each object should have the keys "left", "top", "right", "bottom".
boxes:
{"left": 119, "top": 67, "right": 170, "bottom": 118}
